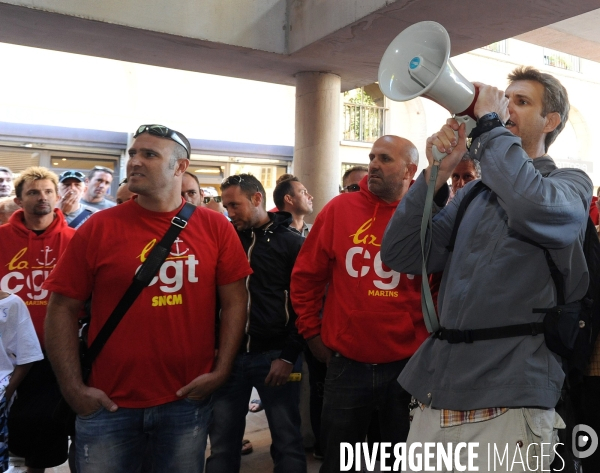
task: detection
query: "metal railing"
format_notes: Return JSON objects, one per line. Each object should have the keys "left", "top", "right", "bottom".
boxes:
{"left": 482, "top": 41, "right": 507, "bottom": 54}
{"left": 543, "top": 49, "right": 581, "bottom": 72}
{"left": 343, "top": 103, "right": 386, "bottom": 143}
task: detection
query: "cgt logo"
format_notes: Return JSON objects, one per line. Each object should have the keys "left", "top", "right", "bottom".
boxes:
{"left": 136, "top": 238, "right": 199, "bottom": 293}
{"left": 0, "top": 270, "right": 50, "bottom": 300}
{"left": 572, "top": 424, "right": 598, "bottom": 459}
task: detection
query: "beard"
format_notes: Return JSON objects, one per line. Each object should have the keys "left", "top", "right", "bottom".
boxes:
{"left": 368, "top": 177, "right": 405, "bottom": 202}
{"left": 32, "top": 205, "right": 52, "bottom": 216}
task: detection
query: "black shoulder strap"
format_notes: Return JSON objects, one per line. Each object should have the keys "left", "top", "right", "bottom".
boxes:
{"left": 68, "top": 208, "right": 93, "bottom": 229}
{"left": 446, "top": 181, "right": 488, "bottom": 252}
{"left": 80, "top": 202, "right": 196, "bottom": 380}
{"left": 447, "top": 165, "right": 558, "bottom": 252}
{"left": 543, "top": 248, "right": 566, "bottom": 305}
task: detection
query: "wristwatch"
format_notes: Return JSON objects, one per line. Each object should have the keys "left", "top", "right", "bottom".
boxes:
{"left": 477, "top": 112, "right": 504, "bottom": 128}
{"left": 469, "top": 112, "right": 505, "bottom": 143}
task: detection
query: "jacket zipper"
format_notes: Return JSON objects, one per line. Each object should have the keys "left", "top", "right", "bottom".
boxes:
{"left": 284, "top": 289, "right": 290, "bottom": 326}
{"left": 245, "top": 230, "right": 256, "bottom": 352}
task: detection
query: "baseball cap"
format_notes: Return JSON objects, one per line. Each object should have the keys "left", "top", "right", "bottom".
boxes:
{"left": 59, "top": 170, "right": 86, "bottom": 183}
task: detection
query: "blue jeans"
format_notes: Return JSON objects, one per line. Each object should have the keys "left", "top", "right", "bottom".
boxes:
{"left": 205, "top": 350, "right": 306, "bottom": 473}
{"left": 75, "top": 397, "right": 212, "bottom": 473}
{"left": 319, "top": 354, "right": 411, "bottom": 473}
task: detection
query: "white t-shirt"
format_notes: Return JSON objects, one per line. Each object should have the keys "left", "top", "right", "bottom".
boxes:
{"left": 0, "top": 294, "right": 43, "bottom": 396}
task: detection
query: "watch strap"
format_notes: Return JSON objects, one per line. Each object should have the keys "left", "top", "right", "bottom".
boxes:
{"left": 469, "top": 112, "right": 505, "bottom": 143}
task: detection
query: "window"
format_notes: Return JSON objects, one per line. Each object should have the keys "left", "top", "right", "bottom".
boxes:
{"left": 228, "top": 163, "right": 286, "bottom": 210}
{"left": 482, "top": 41, "right": 507, "bottom": 54}
{"left": 343, "top": 84, "right": 386, "bottom": 143}
{"left": 543, "top": 48, "right": 580, "bottom": 72}
{"left": 260, "top": 167, "right": 273, "bottom": 188}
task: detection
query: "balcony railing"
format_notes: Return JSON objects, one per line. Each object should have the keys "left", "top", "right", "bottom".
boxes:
{"left": 544, "top": 49, "right": 580, "bottom": 72}
{"left": 482, "top": 41, "right": 507, "bottom": 54}
{"left": 343, "top": 103, "right": 386, "bottom": 143}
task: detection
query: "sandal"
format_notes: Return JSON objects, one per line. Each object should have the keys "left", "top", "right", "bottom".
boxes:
{"left": 248, "top": 399, "right": 263, "bottom": 412}
{"left": 241, "top": 439, "right": 253, "bottom": 455}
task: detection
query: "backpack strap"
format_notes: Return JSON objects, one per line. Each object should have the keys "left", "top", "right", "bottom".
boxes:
{"left": 434, "top": 323, "right": 544, "bottom": 343}
{"left": 439, "top": 168, "right": 570, "bottom": 346}
{"left": 68, "top": 208, "right": 93, "bottom": 229}
{"left": 446, "top": 180, "right": 488, "bottom": 252}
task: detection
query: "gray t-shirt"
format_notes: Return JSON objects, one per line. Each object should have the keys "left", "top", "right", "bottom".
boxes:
{"left": 80, "top": 198, "right": 116, "bottom": 211}
{"left": 64, "top": 204, "right": 97, "bottom": 229}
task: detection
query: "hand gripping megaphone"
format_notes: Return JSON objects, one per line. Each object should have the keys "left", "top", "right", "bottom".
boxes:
{"left": 378, "top": 21, "right": 477, "bottom": 161}
{"left": 378, "top": 21, "right": 481, "bottom": 333}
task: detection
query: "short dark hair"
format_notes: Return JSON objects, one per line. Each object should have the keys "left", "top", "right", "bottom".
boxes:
{"left": 276, "top": 173, "right": 295, "bottom": 186}
{"left": 184, "top": 171, "right": 200, "bottom": 186}
{"left": 0, "top": 167, "right": 13, "bottom": 177}
{"left": 343, "top": 166, "right": 368, "bottom": 181}
{"left": 508, "top": 66, "right": 569, "bottom": 152}
{"left": 221, "top": 173, "right": 266, "bottom": 209}
{"left": 273, "top": 176, "right": 300, "bottom": 210}
{"left": 87, "top": 165, "right": 114, "bottom": 180}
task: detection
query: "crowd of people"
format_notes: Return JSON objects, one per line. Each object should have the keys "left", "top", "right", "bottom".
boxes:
{"left": 0, "top": 64, "right": 597, "bottom": 473}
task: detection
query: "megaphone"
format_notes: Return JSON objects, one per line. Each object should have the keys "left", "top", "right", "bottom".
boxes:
{"left": 378, "top": 21, "right": 477, "bottom": 150}
{"left": 379, "top": 22, "right": 481, "bottom": 335}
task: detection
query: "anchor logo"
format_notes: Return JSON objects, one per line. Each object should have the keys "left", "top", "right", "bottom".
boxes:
{"left": 170, "top": 238, "right": 189, "bottom": 257}
{"left": 36, "top": 246, "right": 56, "bottom": 266}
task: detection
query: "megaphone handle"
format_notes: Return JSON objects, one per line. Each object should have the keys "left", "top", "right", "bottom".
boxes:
{"left": 431, "top": 115, "right": 476, "bottom": 163}
{"left": 432, "top": 146, "right": 447, "bottom": 163}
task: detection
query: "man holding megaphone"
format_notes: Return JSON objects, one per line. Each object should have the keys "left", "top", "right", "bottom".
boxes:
{"left": 381, "top": 67, "right": 592, "bottom": 471}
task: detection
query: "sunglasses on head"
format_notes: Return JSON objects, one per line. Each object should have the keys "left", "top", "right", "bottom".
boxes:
{"left": 60, "top": 170, "right": 86, "bottom": 181}
{"left": 221, "top": 175, "right": 260, "bottom": 193}
{"left": 341, "top": 184, "right": 360, "bottom": 193}
{"left": 203, "top": 196, "right": 222, "bottom": 204}
{"left": 134, "top": 124, "right": 190, "bottom": 159}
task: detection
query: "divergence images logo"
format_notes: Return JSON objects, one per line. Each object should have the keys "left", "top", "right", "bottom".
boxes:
{"left": 572, "top": 424, "right": 598, "bottom": 459}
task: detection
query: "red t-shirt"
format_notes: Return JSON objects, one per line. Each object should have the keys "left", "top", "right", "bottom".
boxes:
{"left": 590, "top": 196, "right": 599, "bottom": 225}
{"left": 44, "top": 199, "right": 251, "bottom": 408}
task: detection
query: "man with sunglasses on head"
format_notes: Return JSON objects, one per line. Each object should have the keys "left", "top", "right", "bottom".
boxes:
{"left": 181, "top": 171, "right": 205, "bottom": 207}
{"left": 81, "top": 166, "right": 116, "bottom": 210}
{"left": 44, "top": 124, "right": 251, "bottom": 473}
{"left": 57, "top": 170, "right": 97, "bottom": 229}
{"left": 206, "top": 173, "right": 306, "bottom": 473}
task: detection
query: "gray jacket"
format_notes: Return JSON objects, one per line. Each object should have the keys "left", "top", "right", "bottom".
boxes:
{"left": 381, "top": 127, "right": 592, "bottom": 410}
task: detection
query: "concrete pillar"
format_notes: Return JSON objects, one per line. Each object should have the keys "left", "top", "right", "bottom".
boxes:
{"left": 294, "top": 72, "right": 341, "bottom": 223}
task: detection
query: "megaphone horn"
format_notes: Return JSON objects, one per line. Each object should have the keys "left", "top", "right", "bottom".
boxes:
{"left": 378, "top": 21, "right": 478, "bottom": 120}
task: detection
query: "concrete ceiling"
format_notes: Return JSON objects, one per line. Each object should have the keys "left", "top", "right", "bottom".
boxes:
{"left": 1, "top": 1, "right": 599, "bottom": 91}
{"left": 516, "top": 9, "right": 600, "bottom": 62}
